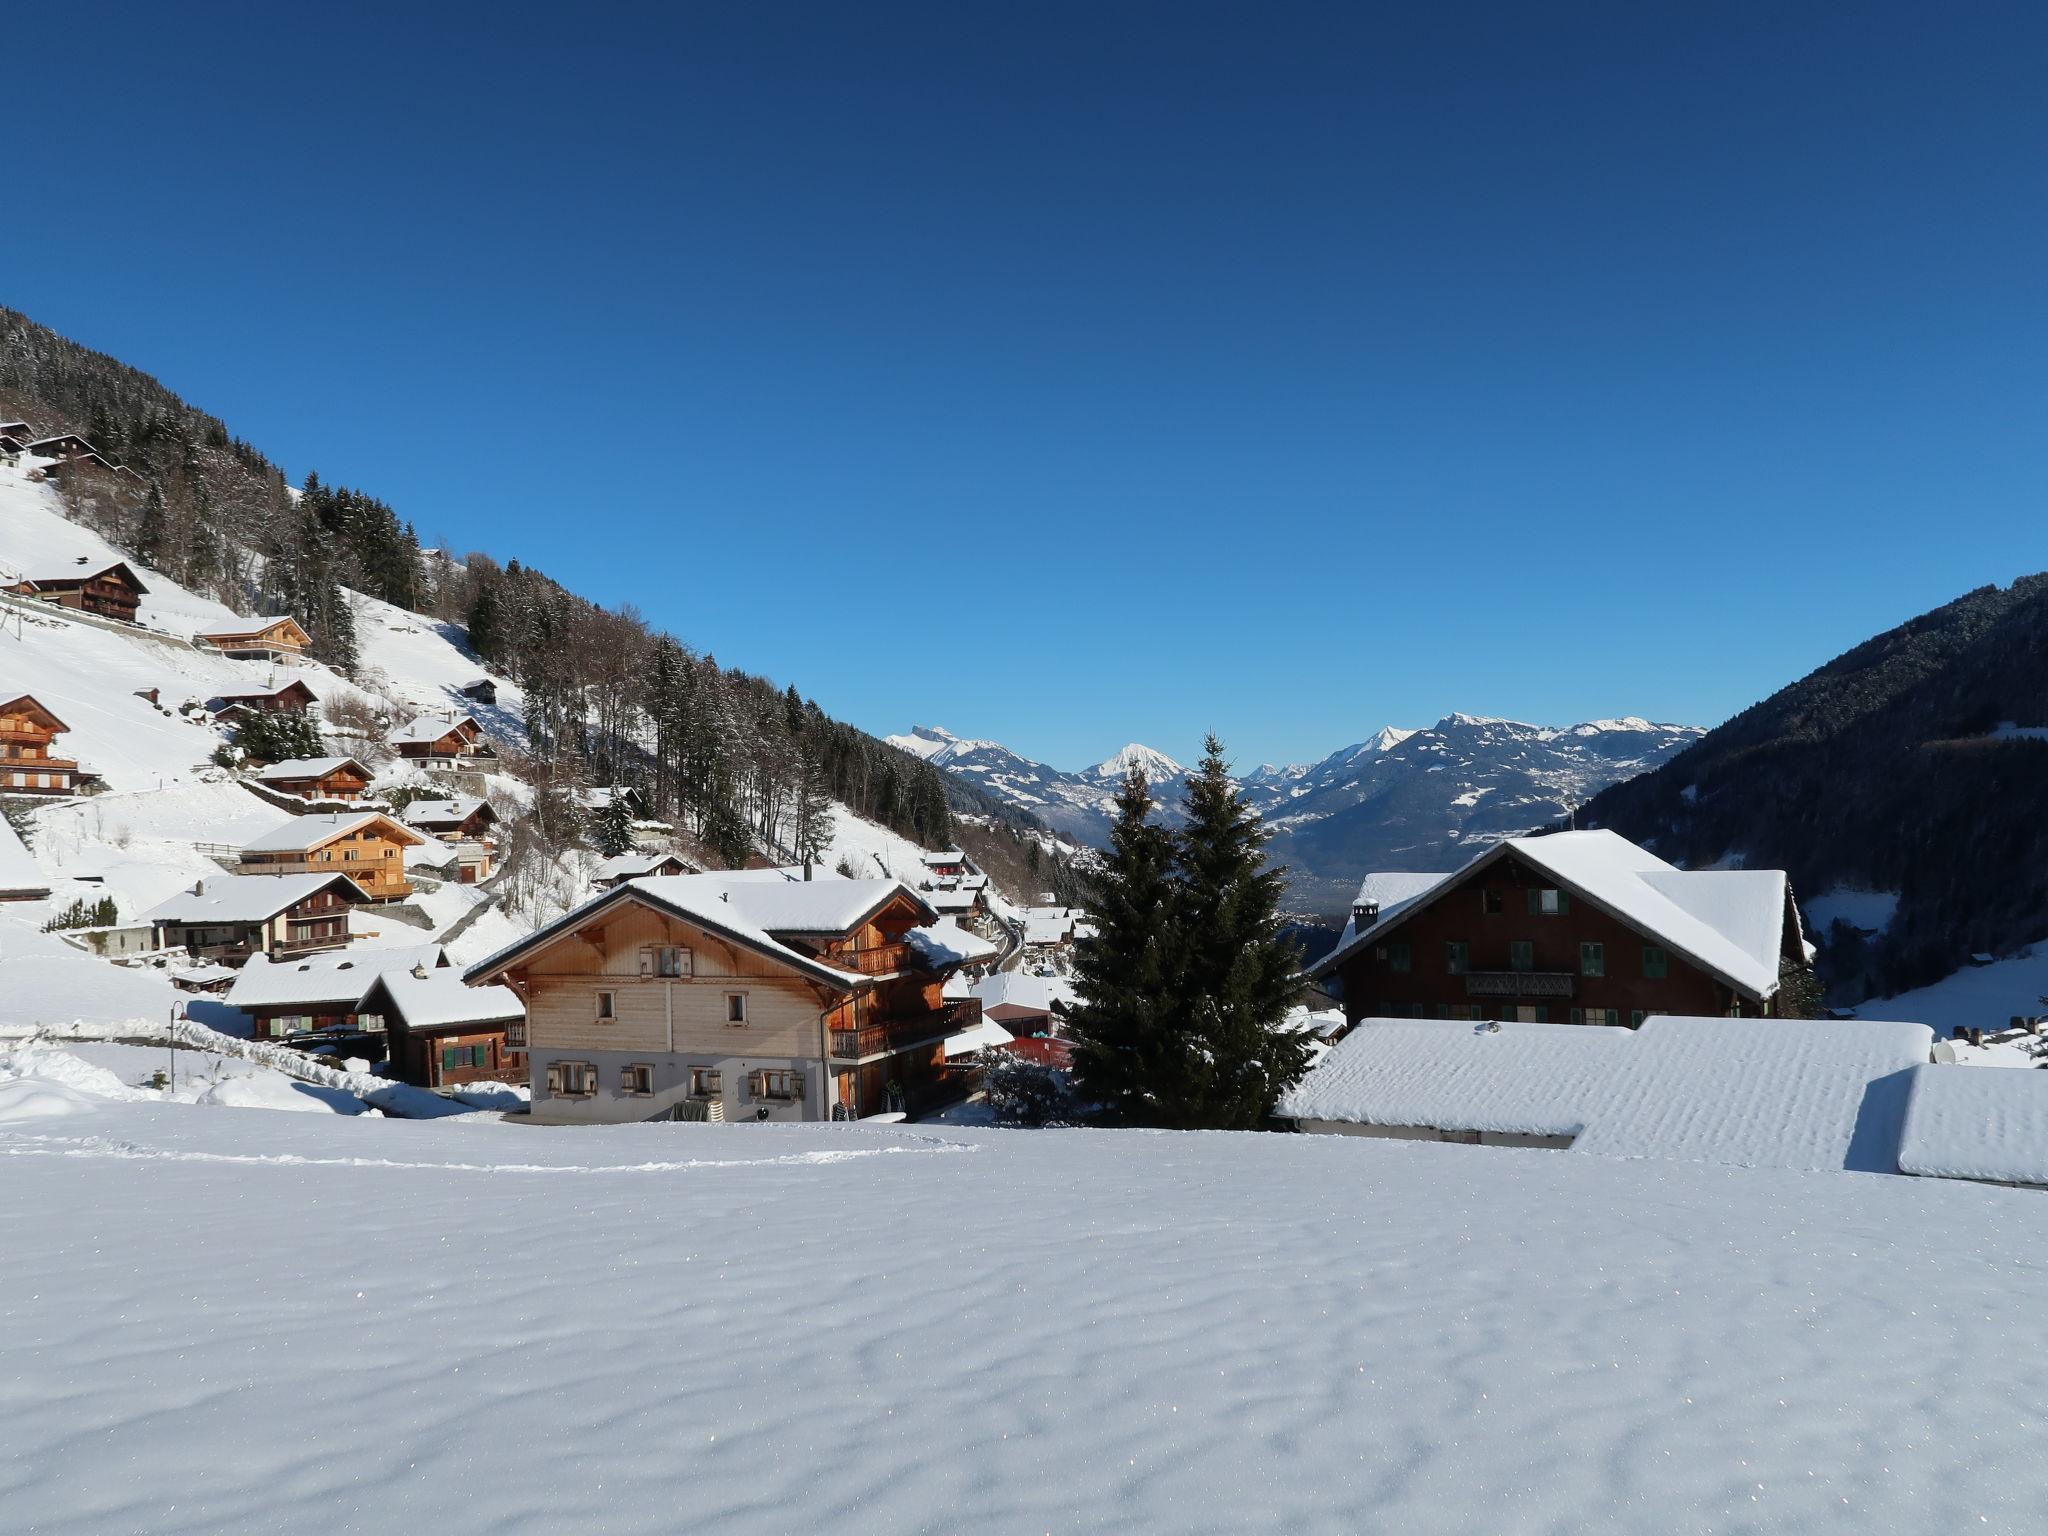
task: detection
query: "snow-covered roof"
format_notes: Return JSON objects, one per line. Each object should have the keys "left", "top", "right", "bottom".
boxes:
{"left": 464, "top": 878, "right": 877, "bottom": 992}
{"left": 1024, "top": 912, "right": 1075, "bottom": 946}
{"left": 1284, "top": 1014, "right": 1935, "bottom": 1173}
{"left": 228, "top": 944, "right": 448, "bottom": 1010}
{"left": 142, "top": 872, "right": 368, "bottom": 924}
{"left": 1896, "top": 1064, "right": 2048, "bottom": 1186}
{"left": 0, "top": 815, "right": 50, "bottom": 899}
{"left": 243, "top": 811, "right": 426, "bottom": 853}
{"left": 921, "top": 848, "right": 969, "bottom": 866}
{"left": 970, "top": 971, "right": 1078, "bottom": 1019}
{"left": 399, "top": 795, "right": 490, "bottom": 828}
{"left": 1312, "top": 831, "right": 1791, "bottom": 1001}
{"left": 391, "top": 712, "right": 480, "bottom": 745}
{"left": 637, "top": 872, "right": 937, "bottom": 935}
{"left": 1279, "top": 1020, "right": 1632, "bottom": 1137}
{"left": 943, "top": 1013, "right": 1016, "bottom": 1058}
{"left": 928, "top": 886, "right": 979, "bottom": 912}
{"left": 907, "top": 918, "right": 1000, "bottom": 970}
{"left": 592, "top": 849, "right": 693, "bottom": 883}
{"left": 18, "top": 560, "right": 148, "bottom": 592}
{"left": 252, "top": 756, "right": 367, "bottom": 782}
{"left": 363, "top": 968, "right": 523, "bottom": 1032}
{"left": 195, "top": 615, "right": 301, "bottom": 639}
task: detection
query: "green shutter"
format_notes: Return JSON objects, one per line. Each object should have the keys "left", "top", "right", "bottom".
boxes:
{"left": 1642, "top": 945, "right": 1668, "bottom": 979}
{"left": 1527, "top": 888, "right": 1540, "bottom": 916}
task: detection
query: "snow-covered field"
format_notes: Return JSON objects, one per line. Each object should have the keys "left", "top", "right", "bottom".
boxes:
{"left": 1, "top": 1099, "right": 2045, "bottom": 1534}
{"left": 1866, "top": 940, "right": 2048, "bottom": 1040}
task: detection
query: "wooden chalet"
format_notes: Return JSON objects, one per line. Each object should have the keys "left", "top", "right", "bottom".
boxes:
{"left": 458, "top": 678, "right": 498, "bottom": 707}
{"left": 0, "top": 693, "right": 90, "bottom": 795}
{"left": 465, "top": 873, "right": 982, "bottom": 1124}
{"left": 1308, "top": 830, "right": 1807, "bottom": 1029}
{"left": 40, "top": 453, "right": 117, "bottom": 480}
{"left": 23, "top": 432, "right": 95, "bottom": 462}
{"left": 225, "top": 944, "right": 448, "bottom": 1040}
{"left": 4, "top": 560, "right": 149, "bottom": 623}
{"left": 591, "top": 849, "right": 698, "bottom": 889}
{"left": 362, "top": 964, "right": 526, "bottom": 1089}
{"left": 240, "top": 811, "right": 428, "bottom": 902}
{"left": 214, "top": 679, "right": 319, "bottom": 717}
{"left": 251, "top": 756, "right": 372, "bottom": 802}
{"left": 194, "top": 615, "right": 312, "bottom": 661}
{"left": 391, "top": 712, "right": 495, "bottom": 762}
{"left": 143, "top": 872, "right": 369, "bottom": 964}
{"left": 0, "top": 422, "right": 29, "bottom": 457}
{"left": 397, "top": 795, "right": 499, "bottom": 883}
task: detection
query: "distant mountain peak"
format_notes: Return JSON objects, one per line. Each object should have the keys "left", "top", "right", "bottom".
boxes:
{"left": 1088, "top": 743, "right": 1186, "bottom": 782}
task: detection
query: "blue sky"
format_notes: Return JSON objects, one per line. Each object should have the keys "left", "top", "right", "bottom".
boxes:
{"left": 5, "top": 3, "right": 2044, "bottom": 770}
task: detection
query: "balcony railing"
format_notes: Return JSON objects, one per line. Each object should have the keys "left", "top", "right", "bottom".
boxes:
{"left": 831, "top": 998, "right": 982, "bottom": 1060}
{"left": 1464, "top": 971, "right": 1576, "bottom": 999}
{"left": 837, "top": 941, "right": 917, "bottom": 977}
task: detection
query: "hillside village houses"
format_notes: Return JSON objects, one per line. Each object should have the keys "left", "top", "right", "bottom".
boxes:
{"left": 593, "top": 849, "right": 699, "bottom": 888}
{"left": 3, "top": 558, "right": 149, "bottom": 623}
{"left": 465, "top": 871, "right": 988, "bottom": 1123}
{"left": 392, "top": 711, "right": 495, "bottom": 763}
{"left": 228, "top": 943, "right": 451, "bottom": 1039}
{"left": 142, "top": 872, "right": 369, "bottom": 963}
{"left": 251, "top": 755, "right": 372, "bottom": 803}
{"left": 398, "top": 793, "right": 500, "bottom": 883}
{"left": 0, "top": 692, "right": 95, "bottom": 795}
{"left": 193, "top": 615, "right": 312, "bottom": 662}
{"left": 238, "top": 810, "right": 428, "bottom": 902}
{"left": 212, "top": 678, "right": 319, "bottom": 718}
{"left": 1308, "top": 828, "right": 1808, "bottom": 1028}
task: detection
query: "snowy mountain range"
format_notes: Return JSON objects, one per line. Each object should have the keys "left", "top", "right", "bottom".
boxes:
{"left": 892, "top": 715, "right": 1703, "bottom": 912}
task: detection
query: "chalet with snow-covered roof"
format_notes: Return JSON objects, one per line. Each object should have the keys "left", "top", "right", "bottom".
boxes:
{"left": 1308, "top": 829, "right": 1808, "bottom": 1028}
{"left": 213, "top": 679, "right": 319, "bottom": 718}
{"left": 391, "top": 712, "right": 495, "bottom": 763}
{"left": 971, "top": 971, "right": 1078, "bottom": 1036}
{"left": 592, "top": 849, "right": 699, "bottom": 889}
{"left": 23, "top": 432, "right": 95, "bottom": 462}
{"left": 143, "top": 872, "right": 369, "bottom": 964}
{"left": 194, "top": 616, "right": 312, "bottom": 661}
{"left": 250, "top": 756, "right": 372, "bottom": 802}
{"left": 921, "top": 848, "right": 978, "bottom": 880}
{"left": 397, "top": 795, "right": 499, "bottom": 882}
{"left": 465, "top": 873, "right": 983, "bottom": 1124}
{"left": 363, "top": 964, "right": 526, "bottom": 1089}
{"left": 458, "top": 678, "right": 497, "bottom": 707}
{"left": 239, "top": 811, "right": 428, "bottom": 902}
{"left": 0, "top": 693, "right": 97, "bottom": 795}
{"left": 226, "top": 944, "right": 448, "bottom": 1039}
{"left": 39, "top": 452, "right": 117, "bottom": 481}
{"left": 0, "top": 423, "right": 30, "bottom": 458}
{"left": 3, "top": 559, "right": 149, "bottom": 623}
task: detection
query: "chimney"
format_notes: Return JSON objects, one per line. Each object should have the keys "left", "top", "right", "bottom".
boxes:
{"left": 410, "top": 962, "right": 429, "bottom": 979}
{"left": 1351, "top": 898, "right": 1380, "bottom": 933}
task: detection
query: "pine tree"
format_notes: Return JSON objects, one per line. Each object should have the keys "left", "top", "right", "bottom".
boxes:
{"left": 133, "top": 483, "right": 169, "bottom": 569}
{"left": 1172, "top": 734, "right": 1311, "bottom": 1128}
{"left": 1066, "top": 768, "right": 1195, "bottom": 1124}
{"left": 590, "top": 794, "right": 636, "bottom": 857}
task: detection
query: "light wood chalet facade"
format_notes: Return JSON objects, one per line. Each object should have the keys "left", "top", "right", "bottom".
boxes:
{"left": 251, "top": 756, "right": 372, "bottom": 802}
{"left": 195, "top": 616, "right": 312, "bottom": 661}
{"left": 143, "top": 873, "right": 370, "bottom": 964}
{"left": 4, "top": 560, "right": 149, "bottom": 623}
{"left": 0, "top": 693, "right": 90, "bottom": 795}
{"left": 1308, "top": 830, "right": 1806, "bottom": 1029}
{"left": 214, "top": 679, "right": 319, "bottom": 717}
{"left": 466, "top": 874, "right": 983, "bottom": 1124}
{"left": 240, "top": 811, "right": 428, "bottom": 902}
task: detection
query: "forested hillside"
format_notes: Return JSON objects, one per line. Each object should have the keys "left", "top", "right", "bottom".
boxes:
{"left": 1580, "top": 576, "right": 2048, "bottom": 1001}
{"left": 0, "top": 305, "right": 1047, "bottom": 876}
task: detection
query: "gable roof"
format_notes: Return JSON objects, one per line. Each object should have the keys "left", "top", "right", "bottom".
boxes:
{"left": 592, "top": 849, "right": 693, "bottom": 882}
{"left": 18, "top": 560, "right": 149, "bottom": 594}
{"left": 227, "top": 943, "right": 448, "bottom": 1010}
{"left": 253, "top": 756, "right": 369, "bottom": 783}
{"left": 197, "top": 615, "right": 309, "bottom": 642}
{"left": 0, "top": 694, "right": 70, "bottom": 734}
{"left": 640, "top": 872, "right": 938, "bottom": 935}
{"left": 392, "top": 712, "right": 482, "bottom": 746}
{"left": 360, "top": 968, "right": 524, "bottom": 1032}
{"left": 142, "top": 872, "right": 369, "bottom": 924}
{"left": 463, "top": 878, "right": 877, "bottom": 992}
{"left": 217, "top": 679, "right": 318, "bottom": 705}
{"left": 399, "top": 794, "right": 494, "bottom": 829}
{"left": 1310, "top": 830, "right": 1791, "bottom": 1001}
{"left": 243, "top": 811, "right": 427, "bottom": 854}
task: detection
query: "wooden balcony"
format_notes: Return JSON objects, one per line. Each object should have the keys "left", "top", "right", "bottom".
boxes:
{"left": 1464, "top": 971, "right": 1576, "bottom": 999}
{"left": 838, "top": 941, "right": 918, "bottom": 977}
{"left": 831, "top": 999, "right": 982, "bottom": 1061}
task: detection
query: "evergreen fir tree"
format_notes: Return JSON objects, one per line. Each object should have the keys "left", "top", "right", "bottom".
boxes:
{"left": 1172, "top": 734, "right": 1311, "bottom": 1128}
{"left": 1066, "top": 768, "right": 1195, "bottom": 1125}
{"left": 591, "top": 794, "right": 636, "bottom": 857}
{"left": 133, "top": 483, "right": 169, "bottom": 569}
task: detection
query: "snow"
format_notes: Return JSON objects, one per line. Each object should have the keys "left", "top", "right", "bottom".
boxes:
{"left": 1023, "top": 910, "right": 1074, "bottom": 945}
{"left": 0, "top": 911, "right": 177, "bottom": 1026}
{"left": 390, "top": 710, "right": 480, "bottom": 745}
{"left": 251, "top": 754, "right": 366, "bottom": 781}
{"left": 242, "top": 809, "right": 424, "bottom": 852}
{"left": 906, "top": 917, "right": 998, "bottom": 969}
{"left": 0, "top": 813, "right": 50, "bottom": 897}
{"left": 970, "top": 970, "right": 1078, "bottom": 1020}
{"left": 140, "top": 871, "right": 365, "bottom": 925}
{"left": 399, "top": 793, "right": 488, "bottom": 828}
{"left": 3, "top": 1104, "right": 2048, "bottom": 1533}
{"left": 1087, "top": 741, "right": 1186, "bottom": 781}
{"left": 942, "top": 1013, "right": 1015, "bottom": 1058}
{"left": 1897, "top": 1064, "right": 2048, "bottom": 1186}
{"left": 1805, "top": 885, "right": 1901, "bottom": 936}
{"left": 366, "top": 966, "right": 523, "bottom": 1028}
{"left": 1989, "top": 721, "right": 2048, "bottom": 743}
{"left": 226, "top": 945, "right": 447, "bottom": 1009}
{"left": 1864, "top": 939, "right": 2048, "bottom": 1038}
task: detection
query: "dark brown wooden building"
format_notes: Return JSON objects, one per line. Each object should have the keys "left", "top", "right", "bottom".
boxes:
{"left": 1309, "top": 830, "right": 1805, "bottom": 1028}
{"left": 143, "top": 872, "right": 371, "bottom": 965}
{"left": 214, "top": 679, "right": 320, "bottom": 717}
{"left": 361, "top": 966, "right": 526, "bottom": 1089}
{"left": 4, "top": 560, "right": 149, "bottom": 623}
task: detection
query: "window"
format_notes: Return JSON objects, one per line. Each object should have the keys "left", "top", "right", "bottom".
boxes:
{"left": 1579, "top": 941, "right": 1605, "bottom": 977}
{"left": 1630, "top": 1011, "right": 1646, "bottom": 1028}
{"left": 342, "top": 848, "right": 358, "bottom": 861}
{"left": 640, "top": 945, "right": 692, "bottom": 979}
{"left": 1509, "top": 940, "right": 1534, "bottom": 973}
{"left": 1515, "top": 1005, "right": 1547, "bottom": 1023}
{"left": 546, "top": 1061, "right": 597, "bottom": 1097}
{"left": 622, "top": 1063, "right": 655, "bottom": 1096}
{"left": 1641, "top": 945, "right": 1669, "bottom": 979}
{"left": 1481, "top": 888, "right": 1503, "bottom": 915}
{"left": 1445, "top": 941, "right": 1468, "bottom": 975}
{"left": 1571, "top": 1008, "right": 1618, "bottom": 1027}
{"left": 441, "top": 1044, "right": 488, "bottom": 1072}
{"left": 595, "top": 990, "right": 616, "bottom": 1023}
{"left": 752, "top": 1068, "right": 802, "bottom": 1101}
{"left": 725, "top": 992, "right": 748, "bottom": 1025}
{"left": 504, "top": 1019, "right": 527, "bottom": 1049}
{"left": 1528, "top": 888, "right": 1568, "bottom": 916}
{"left": 690, "top": 1067, "right": 723, "bottom": 1098}
{"left": 1386, "top": 943, "right": 1411, "bottom": 974}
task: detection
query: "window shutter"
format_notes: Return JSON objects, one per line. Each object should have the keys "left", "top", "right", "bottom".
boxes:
{"left": 638, "top": 946, "right": 654, "bottom": 978}
{"left": 1557, "top": 891, "right": 1570, "bottom": 914}
{"left": 1526, "top": 888, "right": 1540, "bottom": 916}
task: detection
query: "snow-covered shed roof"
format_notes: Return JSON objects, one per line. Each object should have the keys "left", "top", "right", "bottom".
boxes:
{"left": 142, "top": 872, "right": 368, "bottom": 924}
{"left": 196, "top": 615, "right": 304, "bottom": 640}
{"left": 464, "top": 879, "right": 875, "bottom": 992}
{"left": 1024, "top": 911, "right": 1075, "bottom": 946}
{"left": 921, "top": 848, "right": 969, "bottom": 866}
{"left": 243, "top": 811, "right": 426, "bottom": 854}
{"left": 0, "top": 815, "right": 50, "bottom": 899}
{"left": 592, "top": 849, "right": 694, "bottom": 883}
{"left": 360, "top": 968, "right": 523, "bottom": 1032}
{"left": 391, "top": 712, "right": 480, "bottom": 745}
{"left": 1312, "top": 831, "right": 1792, "bottom": 1002}
{"left": 1279, "top": 1020, "right": 1632, "bottom": 1137}
{"left": 228, "top": 944, "right": 448, "bottom": 1010}
{"left": 253, "top": 756, "right": 368, "bottom": 782}
{"left": 928, "top": 886, "right": 979, "bottom": 913}
{"left": 907, "top": 918, "right": 1000, "bottom": 970}
{"left": 970, "top": 971, "right": 1078, "bottom": 1019}
{"left": 944, "top": 1012, "right": 1016, "bottom": 1059}
{"left": 1896, "top": 1064, "right": 2048, "bottom": 1187}
{"left": 399, "top": 794, "right": 493, "bottom": 828}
